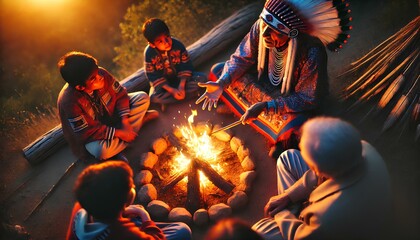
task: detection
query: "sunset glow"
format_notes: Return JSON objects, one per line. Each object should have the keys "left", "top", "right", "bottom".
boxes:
{"left": 28, "top": 0, "right": 66, "bottom": 5}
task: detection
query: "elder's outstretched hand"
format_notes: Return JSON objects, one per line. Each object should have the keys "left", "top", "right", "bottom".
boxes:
{"left": 195, "top": 81, "right": 223, "bottom": 111}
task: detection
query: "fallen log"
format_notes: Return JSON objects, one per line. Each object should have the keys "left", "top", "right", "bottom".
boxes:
{"left": 119, "top": 1, "right": 262, "bottom": 92}
{"left": 22, "top": 125, "right": 67, "bottom": 165}
{"left": 22, "top": 2, "right": 262, "bottom": 165}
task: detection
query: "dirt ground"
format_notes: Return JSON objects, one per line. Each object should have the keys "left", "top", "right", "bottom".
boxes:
{"left": 1, "top": 1, "right": 419, "bottom": 239}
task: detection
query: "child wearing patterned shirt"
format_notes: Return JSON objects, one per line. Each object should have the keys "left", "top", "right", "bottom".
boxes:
{"left": 57, "top": 51, "right": 158, "bottom": 162}
{"left": 142, "top": 18, "right": 206, "bottom": 111}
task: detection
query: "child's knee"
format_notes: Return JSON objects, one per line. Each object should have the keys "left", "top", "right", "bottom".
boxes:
{"left": 277, "top": 149, "right": 299, "bottom": 169}
{"left": 175, "top": 222, "right": 192, "bottom": 240}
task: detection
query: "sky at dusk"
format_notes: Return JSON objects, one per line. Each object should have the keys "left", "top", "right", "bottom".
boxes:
{"left": 1, "top": 0, "right": 135, "bottom": 68}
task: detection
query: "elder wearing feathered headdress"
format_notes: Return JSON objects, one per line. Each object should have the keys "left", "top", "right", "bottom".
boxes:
{"left": 196, "top": 0, "right": 351, "bottom": 159}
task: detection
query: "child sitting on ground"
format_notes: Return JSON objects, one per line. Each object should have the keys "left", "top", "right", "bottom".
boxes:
{"left": 66, "top": 160, "right": 192, "bottom": 239}
{"left": 142, "top": 18, "right": 207, "bottom": 111}
{"left": 57, "top": 51, "right": 159, "bottom": 162}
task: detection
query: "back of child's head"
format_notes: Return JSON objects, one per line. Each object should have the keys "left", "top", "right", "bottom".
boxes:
{"left": 57, "top": 51, "right": 98, "bottom": 88}
{"left": 142, "top": 18, "right": 170, "bottom": 43}
{"left": 204, "top": 218, "right": 264, "bottom": 240}
{"left": 74, "top": 161, "right": 134, "bottom": 221}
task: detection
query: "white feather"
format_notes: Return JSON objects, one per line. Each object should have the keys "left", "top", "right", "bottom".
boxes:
{"left": 286, "top": 0, "right": 342, "bottom": 45}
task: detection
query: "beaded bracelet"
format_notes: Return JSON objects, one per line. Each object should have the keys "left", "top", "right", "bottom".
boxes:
{"left": 267, "top": 100, "right": 277, "bottom": 113}
{"left": 218, "top": 73, "right": 232, "bottom": 87}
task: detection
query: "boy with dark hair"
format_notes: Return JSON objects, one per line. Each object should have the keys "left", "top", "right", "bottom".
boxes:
{"left": 57, "top": 51, "right": 158, "bottom": 162}
{"left": 66, "top": 161, "right": 192, "bottom": 240}
{"left": 142, "top": 18, "right": 206, "bottom": 111}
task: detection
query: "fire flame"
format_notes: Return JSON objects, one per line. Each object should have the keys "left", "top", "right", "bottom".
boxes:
{"left": 171, "top": 110, "right": 223, "bottom": 188}
{"left": 187, "top": 110, "right": 197, "bottom": 125}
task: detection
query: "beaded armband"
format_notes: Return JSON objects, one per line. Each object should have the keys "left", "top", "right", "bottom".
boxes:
{"left": 218, "top": 73, "right": 232, "bottom": 88}
{"left": 265, "top": 100, "right": 278, "bottom": 114}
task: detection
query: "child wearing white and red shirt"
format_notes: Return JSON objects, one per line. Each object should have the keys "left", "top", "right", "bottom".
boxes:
{"left": 57, "top": 51, "right": 158, "bottom": 162}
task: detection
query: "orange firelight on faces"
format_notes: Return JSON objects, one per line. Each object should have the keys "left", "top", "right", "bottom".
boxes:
{"left": 150, "top": 33, "right": 173, "bottom": 52}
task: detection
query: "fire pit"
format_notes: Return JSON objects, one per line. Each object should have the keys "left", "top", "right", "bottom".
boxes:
{"left": 135, "top": 111, "right": 257, "bottom": 225}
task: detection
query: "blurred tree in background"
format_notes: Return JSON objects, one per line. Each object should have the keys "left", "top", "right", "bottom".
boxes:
{"left": 114, "top": 0, "right": 256, "bottom": 77}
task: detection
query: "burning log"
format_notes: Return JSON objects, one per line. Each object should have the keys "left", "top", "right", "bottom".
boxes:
{"left": 141, "top": 115, "right": 255, "bottom": 219}
{"left": 193, "top": 158, "right": 234, "bottom": 194}
{"left": 164, "top": 130, "right": 235, "bottom": 211}
{"left": 161, "top": 168, "right": 189, "bottom": 192}
{"left": 21, "top": 2, "right": 263, "bottom": 164}
{"left": 167, "top": 131, "right": 234, "bottom": 191}
{"left": 186, "top": 161, "right": 201, "bottom": 213}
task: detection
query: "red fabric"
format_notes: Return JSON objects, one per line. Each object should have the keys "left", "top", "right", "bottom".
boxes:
{"left": 219, "top": 87, "right": 307, "bottom": 144}
{"left": 58, "top": 67, "right": 130, "bottom": 161}
{"left": 66, "top": 203, "right": 166, "bottom": 240}
{"left": 58, "top": 67, "right": 130, "bottom": 143}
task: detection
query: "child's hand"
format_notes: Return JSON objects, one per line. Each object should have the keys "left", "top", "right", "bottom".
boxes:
{"left": 115, "top": 128, "right": 137, "bottom": 142}
{"left": 123, "top": 205, "right": 152, "bottom": 222}
{"left": 167, "top": 87, "right": 181, "bottom": 99}
{"left": 172, "top": 89, "right": 184, "bottom": 100}
{"left": 114, "top": 116, "right": 137, "bottom": 142}
{"left": 121, "top": 117, "right": 134, "bottom": 132}
{"left": 176, "top": 85, "right": 186, "bottom": 100}
{"left": 177, "top": 78, "right": 186, "bottom": 100}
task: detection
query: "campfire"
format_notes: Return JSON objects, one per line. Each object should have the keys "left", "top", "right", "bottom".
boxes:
{"left": 136, "top": 110, "right": 257, "bottom": 224}
{"left": 161, "top": 110, "right": 235, "bottom": 212}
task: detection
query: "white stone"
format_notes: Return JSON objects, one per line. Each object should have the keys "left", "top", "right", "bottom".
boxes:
{"left": 241, "top": 156, "right": 255, "bottom": 171}
{"left": 239, "top": 171, "right": 257, "bottom": 193}
{"left": 208, "top": 203, "right": 232, "bottom": 222}
{"left": 230, "top": 136, "right": 243, "bottom": 153}
{"left": 134, "top": 170, "right": 153, "bottom": 186}
{"left": 237, "top": 145, "right": 250, "bottom": 162}
{"left": 152, "top": 137, "right": 168, "bottom": 155}
{"left": 193, "top": 209, "right": 209, "bottom": 226}
{"left": 140, "top": 152, "right": 158, "bottom": 169}
{"left": 147, "top": 200, "right": 170, "bottom": 221}
{"left": 227, "top": 191, "right": 248, "bottom": 210}
{"left": 212, "top": 124, "right": 233, "bottom": 142}
{"left": 168, "top": 207, "right": 192, "bottom": 224}
{"left": 137, "top": 184, "right": 157, "bottom": 204}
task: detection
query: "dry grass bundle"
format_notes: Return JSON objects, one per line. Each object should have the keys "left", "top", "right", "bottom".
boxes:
{"left": 340, "top": 16, "right": 420, "bottom": 140}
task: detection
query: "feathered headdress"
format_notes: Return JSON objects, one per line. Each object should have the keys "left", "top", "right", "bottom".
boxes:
{"left": 258, "top": 0, "right": 352, "bottom": 94}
